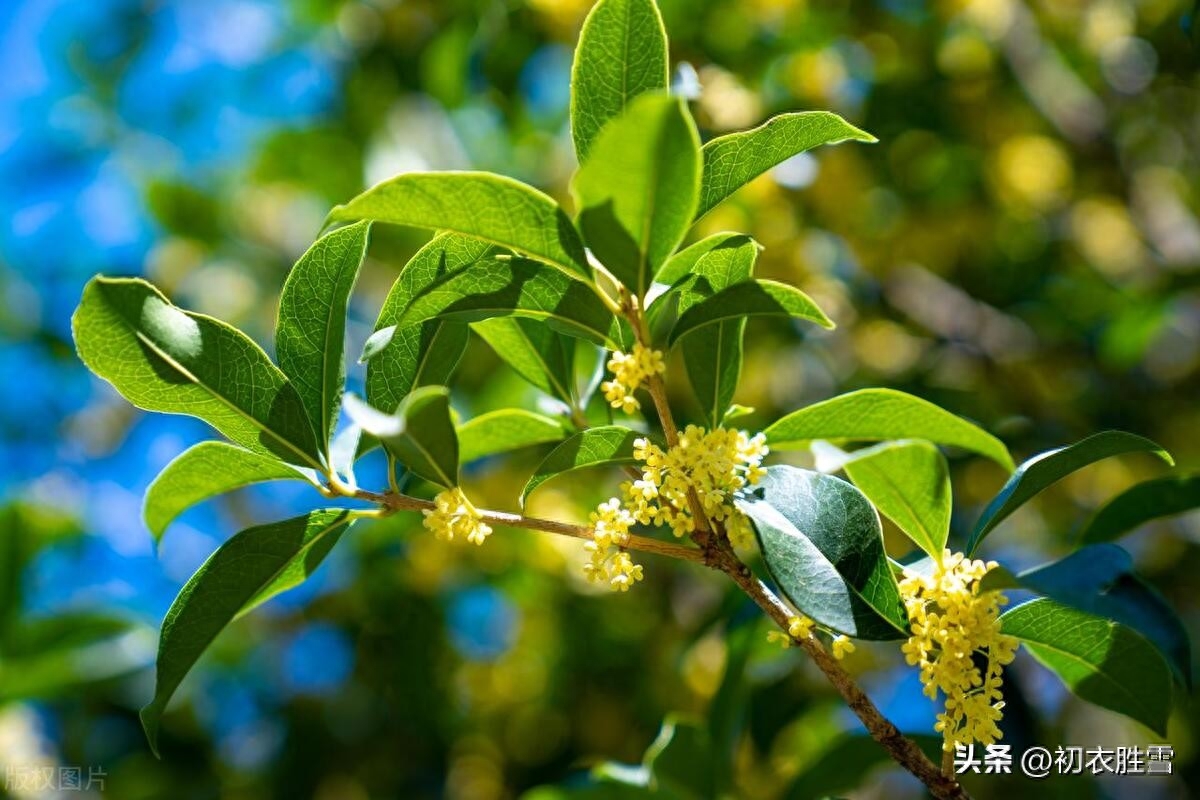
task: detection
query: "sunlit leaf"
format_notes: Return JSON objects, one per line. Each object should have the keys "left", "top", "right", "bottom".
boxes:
{"left": 667, "top": 279, "right": 833, "bottom": 345}
{"left": 472, "top": 318, "right": 579, "bottom": 404}
{"left": 521, "top": 426, "right": 643, "bottom": 506}
{"left": 72, "top": 277, "right": 320, "bottom": 467}
{"left": 345, "top": 387, "right": 459, "bottom": 488}
{"left": 143, "top": 441, "right": 312, "bottom": 542}
{"left": 1001, "top": 598, "right": 1172, "bottom": 735}
{"left": 1079, "top": 473, "right": 1200, "bottom": 544}
{"left": 967, "top": 431, "right": 1173, "bottom": 554}
{"left": 458, "top": 409, "right": 570, "bottom": 463}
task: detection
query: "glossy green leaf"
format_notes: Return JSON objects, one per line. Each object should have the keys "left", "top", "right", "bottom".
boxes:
{"left": 72, "top": 277, "right": 320, "bottom": 467}
{"left": 765, "top": 388, "right": 1013, "bottom": 469}
{"left": 669, "top": 236, "right": 758, "bottom": 426}
{"left": 1080, "top": 473, "right": 1200, "bottom": 544}
{"left": 1000, "top": 598, "right": 1173, "bottom": 735}
{"left": 696, "top": 111, "right": 876, "bottom": 220}
{"left": 569, "top": 0, "right": 669, "bottom": 162}
{"left": 141, "top": 509, "right": 356, "bottom": 754}
{"left": 655, "top": 232, "right": 753, "bottom": 287}
{"left": 365, "top": 234, "right": 486, "bottom": 415}
{"left": 573, "top": 93, "right": 701, "bottom": 296}
{"left": 841, "top": 440, "right": 952, "bottom": 559}
{"left": 458, "top": 409, "right": 570, "bottom": 463}
{"left": 521, "top": 426, "right": 642, "bottom": 506}
{"left": 345, "top": 387, "right": 459, "bottom": 488}
{"left": 143, "top": 441, "right": 312, "bottom": 542}
{"left": 1019, "top": 545, "right": 1191, "bottom": 687}
{"left": 393, "top": 254, "right": 625, "bottom": 348}
{"left": 472, "top": 318, "right": 578, "bottom": 404}
{"left": 275, "top": 221, "right": 370, "bottom": 453}
{"left": 966, "top": 430, "right": 1173, "bottom": 554}
{"left": 667, "top": 279, "right": 834, "bottom": 345}
{"left": 737, "top": 466, "right": 908, "bottom": 640}
{"left": 327, "top": 171, "right": 590, "bottom": 279}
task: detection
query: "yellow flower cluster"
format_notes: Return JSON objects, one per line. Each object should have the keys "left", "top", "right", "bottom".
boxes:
{"left": 422, "top": 487, "right": 492, "bottom": 546}
{"left": 582, "top": 499, "right": 644, "bottom": 591}
{"left": 583, "top": 424, "right": 768, "bottom": 590}
{"left": 767, "top": 614, "right": 816, "bottom": 648}
{"left": 601, "top": 344, "right": 665, "bottom": 414}
{"left": 899, "top": 551, "right": 1019, "bottom": 752}
{"left": 625, "top": 425, "right": 768, "bottom": 544}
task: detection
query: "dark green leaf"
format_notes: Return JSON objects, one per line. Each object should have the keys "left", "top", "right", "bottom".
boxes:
{"left": 521, "top": 426, "right": 642, "bottom": 506}
{"left": 668, "top": 236, "right": 758, "bottom": 426}
{"left": 472, "top": 318, "right": 578, "bottom": 404}
{"left": 144, "top": 441, "right": 312, "bottom": 542}
{"left": 459, "top": 409, "right": 570, "bottom": 463}
{"left": 345, "top": 387, "right": 459, "bottom": 488}
{"left": 569, "top": 0, "right": 669, "bottom": 162}
{"left": 394, "top": 254, "right": 625, "bottom": 348}
{"left": 737, "top": 466, "right": 908, "bottom": 640}
{"left": 841, "top": 440, "right": 951, "bottom": 559}
{"left": 1019, "top": 545, "right": 1192, "bottom": 687}
{"left": 72, "top": 277, "right": 320, "bottom": 467}
{"left": 276, "top": 221, "right": 370, "bottom": 453}
{"left": 765, "top": 388, "right": 1013, "bottom": 470}
{"left": 573, "top": 93, "right": 701, "bottom": 296}
{"left": 365, "top": 233, "right": 485, "bottom": 415}
{"left": 667, "top": 279, "right": 834, "bottom": 345}
{"left": 327, "top": 171, "right": 590, "bottom": 279}
{"left": 141, "top": 509, "right": 356, "bottom": 753}
{"left": 1000, "top": 598, "right": 1173, "bottom": 735}
{"left": 966, "top": 431, "right": 1173, "bottom": 554}
{"left": 1080, "top": 474, "right": 1200, "bottom": 544}
{"left": 696, "top": 111, "right": 876, "bottom": 220}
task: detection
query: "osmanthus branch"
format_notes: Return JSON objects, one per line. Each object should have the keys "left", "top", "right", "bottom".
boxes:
{"left": 349, "top": 487, "right": 707, "bottom": 564}
{"left": 622, "top": 302, "right": 971, "bottom": 800}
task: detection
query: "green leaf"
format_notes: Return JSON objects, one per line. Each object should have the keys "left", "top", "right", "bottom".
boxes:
{"left": 143, "top": 442, "right": 312, "bottom": 542}
{"left": 327, "top": 171, "right": 590, "bottom": 279}
{"left": 393, "top": 254, "right": 626, "bottom": 348}
{"left": 345, "top": 387, "right": 459, "bottom": 488}
{"left": 1000, "top": 598, "right": 1173, "bottom": 735}
{"left": 696, "top": 111, "right": 877, "bottom": 220}
{"left": 472, "top": 318, "right": 578, "bottom": 404}
{"left": 521, "top": 426, "right": 643, "bottom": 506}
{"left": 667, "top": 235, "right": 758, "bottom": 426}
{"left": 655, "top": 232, "right": 753, "bottom": 287}
{"left": 275, "top": 221, "right": 370, "bottom": 454}
{"left": 966, "top": 431, "right": 1173, "bottom": 554}
{"left": 840, "top": 440, "right": 952, "bottom": 559}
{"left": 365, "top": 233, "right": 486, "bottom": 415}
{"left": 458, "top": 409, "right": 570, "bottom": 463}
{"left": 1019, "top": 545, "right": 1192, "bottom": 688}
{"left": 72, "top": 277, "right": 320, "bottom": 467}
{"left": 765, "top": 388, "right": 1013, "bottom": 470}
{"left": 737, "top": 466, "right": 908, "bottom": 640}
{"left": 569, "top": 0, "right": 669, "bottom": 163}
{"left": 1080, "top": 473, "right": 1200, "bottom": 544}
{"left": 784, "top": 734, "right": 942, "bottom": 800}
{"left": 642, "top": 716, "right": 713, "bottom": 800}
{"left": 667, "top": 279, "right": 834, "bottom": 345}
{"left": 573, "top": 93, "right": 701, "bottom": 296}
{"left": 141, "top": 509, "right": 356, "bottom": 754}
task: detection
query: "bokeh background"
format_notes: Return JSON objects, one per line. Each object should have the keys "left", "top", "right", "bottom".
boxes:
{"left": 2, "top": 0, "right": 1199, "bottom": 797}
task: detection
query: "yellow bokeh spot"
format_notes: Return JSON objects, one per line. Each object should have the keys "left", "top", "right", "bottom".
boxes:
{"left": 1070, "top": 196, "right": 1146, "bottom": 278}
{"left": 994, "top": 135, "right": 1073, "bottom": 212}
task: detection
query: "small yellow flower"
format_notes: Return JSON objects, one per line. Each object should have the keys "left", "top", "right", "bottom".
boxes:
{"left": 899, "top": 550, "right": 1019, "bottom": 752}
{"left": 831, "top": 635, "right": 856, "bottom": 660}
{"left": 423, "top": 487, "right": 492, "bottom": 545}
{"left": 787, "top": 615, "right": 815, "bottom": 639}
{"left": 766, "top": 630, "right": 791, "bottom": 648}
{"left": 600, "top": 343, "right": 665, "bottom": 413}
